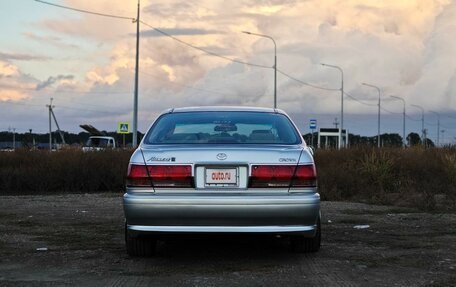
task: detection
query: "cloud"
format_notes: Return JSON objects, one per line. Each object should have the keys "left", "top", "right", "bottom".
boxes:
{"left": 409, "top": 0, "right": 456, "bottom": 110}
{"left": 23, "top": 32, "right": 80, "bottom": 50}
{"left": 0, "top": 60, "right": 38, "bottom": 101}
{"left": 0, "top": 52, "right": 50, "bottom": 62}
{"left": 36, "top": 75, "right": 75, "bottom": 90}
{"left": 0, "top": 61, "right": 19, "bottom": 77}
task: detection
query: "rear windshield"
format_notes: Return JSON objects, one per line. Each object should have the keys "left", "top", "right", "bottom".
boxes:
{"left": 144, "top": 111, "right": 302, "bottom": 145}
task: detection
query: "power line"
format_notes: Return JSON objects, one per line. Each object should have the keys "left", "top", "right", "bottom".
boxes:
{"left": 277, "top": 69, "right": 339, "bottom": 91}
{"left": 139, "top": 70, "right": 234, "bottom": 97}
{"left": 441, "top": 124, "right": 456, "bottom": 130}
{"left": 142, "top": 20, "right": 339, "bottom": 92}
{"left": 33, "top": 1, "right": 271, "bottom": 70}
{"left": 31, "top": 0, "right": 456, "bottom": 125}
{"left": 1, "top": 101, "right": 43, "bottom": 108}
{"left": 139, "top": 21, "right": 271, "bottom": 69}
{"left": 380, "top": 106, "right": 402, "bottom": 115}
{"left": 406, "top": 115, "right": 421, "bottom": 121}
{"left": 1, "top": 100, "right": 115, "bottom": 115}
{"left": 32, "top": 1, "right": 346, "bottom": 96}
{"left": 343, "top": 91, "right": 377, "bottom": 106}
{"left": 34, "top": 0, "right": 135, "bottom": 21}
{"left": 0, "top": 85, "right": 131, "bottom": 95}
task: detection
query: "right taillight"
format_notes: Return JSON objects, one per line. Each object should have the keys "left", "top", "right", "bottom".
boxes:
{"left": 249, "top": 164, "right": 317, "bottom": 188}
{"left": 126, "top": 164, "right": 193, "bottom": 188}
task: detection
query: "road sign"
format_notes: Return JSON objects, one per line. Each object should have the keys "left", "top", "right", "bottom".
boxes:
{"left": 310, "top": 119, "right": 317, "bottom": 130}
{"left": 117, "top": 122, "right": 130, "bottom": 134}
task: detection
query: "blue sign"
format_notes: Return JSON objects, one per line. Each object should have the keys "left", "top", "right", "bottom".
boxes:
{"left": 309, "top": 119, "right": 317, "bottom": 129}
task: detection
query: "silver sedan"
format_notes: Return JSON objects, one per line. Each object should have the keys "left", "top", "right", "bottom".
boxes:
{"left": 123, "top": 106, "right": 320, "bottom": 256}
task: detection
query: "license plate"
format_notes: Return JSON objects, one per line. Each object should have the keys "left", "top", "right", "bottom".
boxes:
{"left": 205, "top": 168, "right": 237, "bottom": 186}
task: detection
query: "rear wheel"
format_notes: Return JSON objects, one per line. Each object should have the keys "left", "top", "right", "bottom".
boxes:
{"left": 290, "top": 218, "right": 321, "bottom": 253}
{"left": 125, "top": 224, "right": 156, "bottom": 257}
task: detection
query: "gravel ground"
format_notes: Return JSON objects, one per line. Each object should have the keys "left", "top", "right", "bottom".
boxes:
{"left": 0, "top": 193, "right": 455, "bottom": 287}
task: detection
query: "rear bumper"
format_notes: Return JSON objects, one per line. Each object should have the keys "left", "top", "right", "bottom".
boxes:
{"left": 123, "top": 191, "right": 320, "bottom": 236}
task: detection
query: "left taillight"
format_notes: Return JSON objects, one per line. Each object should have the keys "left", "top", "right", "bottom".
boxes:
{"left": 126, "top": 164, "right": 151, "bottom": 187}
{"left": 126, "top": 164, "right": 193, "bottom": 188}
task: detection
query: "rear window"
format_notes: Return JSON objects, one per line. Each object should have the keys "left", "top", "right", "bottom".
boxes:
{"left": 144, "top": 111, "right": 301, "bottom": 145}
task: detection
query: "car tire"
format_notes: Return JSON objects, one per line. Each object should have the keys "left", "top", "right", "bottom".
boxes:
{"left": 125, "top": 224, "right": 156, "bottom": 257}
{"left": 290, "top": 218, "right": 321, "bottom": 253}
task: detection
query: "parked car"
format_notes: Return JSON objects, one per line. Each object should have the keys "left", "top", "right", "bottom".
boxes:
{"left": 82, "top": 136, "right": 116, "bottom": 152}
{"left": 123, "top": 106, "right": 320, "bottom": 256}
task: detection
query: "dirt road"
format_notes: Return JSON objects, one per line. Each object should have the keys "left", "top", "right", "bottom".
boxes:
{"left": 1, "top": 193, "right": 455, "bottom": 286}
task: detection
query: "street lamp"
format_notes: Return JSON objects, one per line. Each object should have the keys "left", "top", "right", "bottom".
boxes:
{"left": 242, "top": 31, "right": 277, "bottom": 109}
{"left": 411, "top": 104, "right": 425, "bottom": 146}
{"left": 321, "top": 63, "right": 344, "bottom": 149}
{"left": 390, "top": 95, "right": 406, "bottom": 147}
{"left": 429, "top": 110, "right": 440, "bottom": 146}
{"left": 362, "top": 83, "right": 381, "bottom": 148}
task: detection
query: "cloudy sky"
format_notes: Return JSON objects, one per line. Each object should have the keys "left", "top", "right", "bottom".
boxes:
{"left": 1, "top": 0, "right": 455, "bottom": 144}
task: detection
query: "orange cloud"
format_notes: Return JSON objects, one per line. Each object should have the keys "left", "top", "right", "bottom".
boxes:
{"left": 0, "top": 61, "right": 19, "bottom": 77}
{"left": 0, "top": 89, "right": 28, "bottom": 101}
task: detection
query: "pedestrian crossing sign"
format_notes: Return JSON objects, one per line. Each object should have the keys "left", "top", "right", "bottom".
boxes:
{"left": 117, "top": 122, "right": 130, "bottom": 134}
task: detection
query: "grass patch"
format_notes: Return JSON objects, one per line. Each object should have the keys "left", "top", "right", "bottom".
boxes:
{"left": 1, "top": 147, "right": 455, "bottom": 211}
{"left": 0, "top": 149, "right": 132, "bottom": 194}
{"left": 315, "top": 147, "right": 456, "bottom": 211}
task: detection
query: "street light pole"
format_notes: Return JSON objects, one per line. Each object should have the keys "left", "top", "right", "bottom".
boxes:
{"left": 242, "top": 31, "right": 277, "bottom": 108}
{"left": 321, "top": 63, "right": 344, "bottom": 149}
{"left": 362, "top": 83, "right": 381, "bottom": 148}
{"left": 132, "top": 0, "right": 140, "bottom": 148}
{"left": 411, "top": 104, "right": 425, "bottom": 146}
{"left": 390, "top": 95, "right": 406, "bottom": 147}
{"left": 429, "top": 111, "right": 440, "bottom": 146}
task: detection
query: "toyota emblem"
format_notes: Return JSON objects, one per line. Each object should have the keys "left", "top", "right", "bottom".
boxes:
{"left": 216, "top": 153, "right": 227, "bottom": 160}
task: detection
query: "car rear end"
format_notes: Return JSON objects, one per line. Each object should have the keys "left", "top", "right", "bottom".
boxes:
{"left": 123, "top": 107, "right": 320, "bottom": 256}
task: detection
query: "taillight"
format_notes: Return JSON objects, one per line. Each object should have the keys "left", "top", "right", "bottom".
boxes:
{"left": 249, "top": 165, "right": 317, "bottom": 188}
{"left": 127, "top": 164, "right": 193, "bottom": 188}
{"left": 292, "top": 165, "right": 317, "bottom": 187}
{"left": 127, "top": 164, "right": 151, "bottom": 187}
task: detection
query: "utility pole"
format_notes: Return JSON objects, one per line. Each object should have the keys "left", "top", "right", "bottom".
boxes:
{"left": 132, "top": 0, "right": 140, "bottom": 148}
{"left": 50, "top": 108, "right": 66, "bottom": 145}
{"left": 46, "top": 98, "right": 54, "bottom": 152}
{"left": 333, "top": 117, "right": 339, "bottom": 129}
{"left": 45, "top": 98, "right": 66, "bottom": 150}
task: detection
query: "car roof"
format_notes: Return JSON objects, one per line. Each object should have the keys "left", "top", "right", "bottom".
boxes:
{"left": 163, "top": 106, "right": 285, "bottom": 114}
